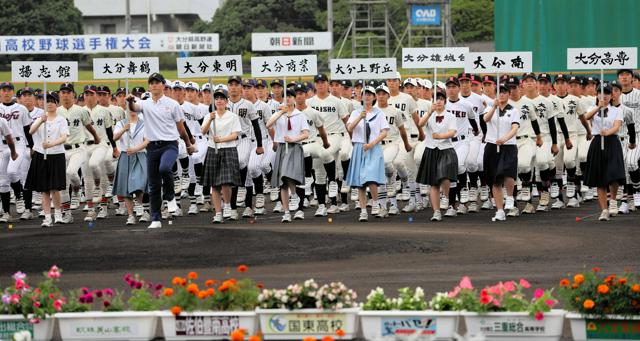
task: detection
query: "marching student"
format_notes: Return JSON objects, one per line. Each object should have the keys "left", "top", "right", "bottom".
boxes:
{"left": 583, "top": 83, "right": 625, "bottom": 221}
{"left": 482, "top": 84, "right": 520, "bottom": 222}
{"left": 610, "top": 80, "right": 636, "bottom": 214}
{"left": 345, "top": 86, "right": 389, "bottom": 222}
{"left": 618, "top": 69, "right": 640, "bottom": 209}
{"left": 200, "top": 89, "right": 242, "bottom": 224}
{"left": 25, "top": 92, "right": 68, "bottom": 227}
{"left": 416, "top": 90, "right": 458, "bottom": 222}
{"left": 113, "top": 103, "right": 150, "bottom": 225}
{"left": 267, "top": 90, "right": 310, "bottom": 223}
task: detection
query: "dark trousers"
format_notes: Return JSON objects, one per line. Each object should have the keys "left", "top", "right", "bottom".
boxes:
{"left": 147, "top": 141, "right": 179, "bottom": 222}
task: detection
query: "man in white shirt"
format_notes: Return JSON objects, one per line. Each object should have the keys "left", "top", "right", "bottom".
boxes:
{"left": 618, "top": 69, "right": 640, "bottom": 208}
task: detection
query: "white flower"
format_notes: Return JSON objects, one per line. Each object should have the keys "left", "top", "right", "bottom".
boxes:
{"left": 281, "top": 295, "right": 289, "bottom": 303}
{"left": 328, "top": 294, "right": 336, "bottom": 301}
{"left": 336, "top": 302, "right": 343, "bottom": 309}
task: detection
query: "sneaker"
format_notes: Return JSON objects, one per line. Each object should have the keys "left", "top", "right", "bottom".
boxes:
{"left": 467, "top": 202, "right": 479, "bottom": 212}
{"left": 399, "top": 188, "right": 410, "bottom": 201}
{"left": 61, "top": 211, "right": 73, "bottom": 224}
{"left": 281, "top": 212, "right": 292, "bottom": 223}
{"left": 386, "top": 183, "right": 397, "bottom": 197}
{"left": 167, "top": 198, "right": 178, "bottom": 213}
{"left": 505, "top": 196, "right": 515, "bottom": 210}
{"left": 327, "top": 204, "right": 339, "bottom": 214}
{"left": 134, "top": 204, "right": 144, "bottom": 217}
{"left": 41, "top": 216, "right": 53, "bottom": 227}
{"left": 519, "top": 188, "right": 531, "bottom": 202}
{"left": 492, "top": 210, "right": 506, "bottom": 221}
{"left": 516, "top": 190, "right": 523, "bottom": 201}
{"left": 188, "top": 204, "right": 199, "bottom": 215}
{"left": 416, "top": 201, "right": 425, "bottom": 211}
{"left": 195, "top": 184, "right": 203, "bottom": 197}
{"left": 598, "top": 209, "right": 610, "bottom": 221}
{"left": 550, "top": 183, "right": 560, "bottom": 198}
{"left": 255, "top": 194, "right": 265, "bottom": 208}
{"left": 522, "top": 203, "right": 536, "bottom": 214}
{"left": 290, "top": 196, "right": 300, "bottom": 211}
{"left": 303, "top": 198, "right": 310, "bottom": 208}
{"left": 242, "top": 207, "right": 254, "bottom": 218}
{"left": 114, "top": 207, "right": 126, "bottom": 216}
{"left": 212, "top": 213, "right": 223, "bottom": 224}
{"left": 19, "top": 210, "right": 33, "bottom": 220}
{"left": 309, "top": 198, "right": 319, "bottom": 207}
{"left": 481, "top": 200, "right": 493, "bottom": 210}
{"left": 294, "top": 210, "right": 305, "bottom": 220}
{"left": 377, "top": 207, "right": 389, "bottom": 218}
{"left": 459, "top": 188, "right": 469, "bottom": 204}
{"left": 444, "top": 207, "right": 457, "bottom": 217}
{"left": 430, "top": 210, "right": 442, "bottom": 221}
{"left": 304, "top": 177, "right": 313, "bottom": 196}
{"left": 628, "top": 198, "right": 636, "bottom": 212}
{"left": 15, "top": 199, "right": 25, "bottom": 214}
{"left": 608, "top": 200, "right": 618, "bottom": 216}
{"left": 402, "top": 203, "right": 416, "bottom": 213}
{"left": 618, "top": 202, "right": 629, "bottom": 214}
{"left": 468, "top": 187, "right": 478, "bottom": 202}
{"left": 419, "top": 184, "right": 429, "bottom": 195}
{"left": 196, "top": 195, "right": 204, "bottom": 205}
{"left": 1, "top": 212, "right": 13, "bottom": 223}
{"left": 228, "top": 209, "right": 238, "bottom": 221}
{"left": 567, "top": 197, "right": 581, "bottom": 208}
{"left": 350, "top": 188, "right": 358, "bottom": 201}
{"left": 315, "top": 204, "right": 327, "bottom": 217}
{"left": 371, "top": 205, "right": 380, "bottom": 215}
{"left": 223, "top": 205, "right": 231, "bottom": 218}
{"left": 54, "top": 212, "right": 63, "bottom": 224}
{"left": 84, "top": 210, "right": 97, "bottom": 222}
{"left": 126, "top": 215, "right": 136, "bottom": 225}
{"left": 270, "top": 187, "right": 279, "bottom": 201}
{"left": 173, "top": 207, "right": 185, "bottom": 217}
{"left": 634, "top": 193, "right": 640, "bottom": 208}
{"left": 551, "top": 199, "right": 565, "bottom": 209}
{"left": 566, "top": 183, "right": 576, "bottom": 198}
{"left": 456, "top": 205, "right": 468, "bottom": 215}
{"left": 148, "top": 221, "right": 162, "bottom": 229}
{"left": 339, "top": 203, "right": 349, "bottom": 212}
{"left": 97, "top": 207, "right": 108, "bottom": 219}
{"left": 92, "top": 186, "right": 102, "bottom": 203}
{"left": 532, "top": 186, "right": 539, "bottom": 197}
{"left": 480, "top": 186, "right": 489, "bottom": 201}
{"left": 440, "top": 198, "right": 449, "bottom": 211}
{"left": 358, "top": 211, "right": 368, "bottom": 222}
{"left": 507, "top": 207, "right": 520, "bottom": 217}
{"left": 340, "top": 182, "right": 350, "bottom": 194}
{"left": 389, "top": 205, "right": 399, "bottom": 215}
{"left": 539, "top": 191, "right": 550, "bottom": 206}
{"left": 273, "top": 202, "right": 283, "bottom": 213}
{"left": 536, "top": 204, "right": 548, "bottom": 212}
{"left": 139, "top": 212, "right": 150, "bottom": 223}
{"left": 237, "top": 187, "right": 246, "bottom": 206}
{"left": 70, "top": 193, "right": 80, "bottom": 210}
{"left": 83, "top": 204, "right": 90, "bottom": 212}
{"left": 328, "top": 181, "right": 339, "bottom": 198}
{"left": 161, "top": 208, "right": 170, "bottom": 220}
{"left": 585, "top": 188, "right": 594, "bottom": 201}
{"left": 200, "top": 202, "right": 212, "bottom": 213}
{"left": 105, "top": 184, "right": 114, "bottom": 198}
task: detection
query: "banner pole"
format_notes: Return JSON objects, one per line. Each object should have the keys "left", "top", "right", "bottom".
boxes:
{"left": 496, "top": 72, "right": 500, "bottom": 153}
{"left": 600, "top": 68, "right": 604, "bottom": 151}
{"left": 43, "top": 81, "right": 47, "bottom": 160}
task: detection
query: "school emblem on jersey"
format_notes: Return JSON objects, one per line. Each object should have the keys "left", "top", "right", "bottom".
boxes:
{"left": 96, "top": 118, "right": 104, "bottom": 126}
{"left": 73, "top": 118, "right": 80, "bottom": 127}
{"left": 535, "top": 103, "right": 547, "bottom": 119}
{"left": 567, "top": 100, "right": 577, "bottom": 115}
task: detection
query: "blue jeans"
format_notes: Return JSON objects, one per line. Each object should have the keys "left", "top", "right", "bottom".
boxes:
{"left": 146, "top": 141, "right": 178, "bottom": 222}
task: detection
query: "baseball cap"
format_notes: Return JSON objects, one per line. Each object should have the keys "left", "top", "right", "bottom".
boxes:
{"left": 482, "top": 75, "right": 496, "bottom": 84}
{"left": 362, "top": 85, "right": 377, "bottom": 95}
{"left": 375, "top": 84, "right": 390, "bottom": 94}
{"left": 59, "top": 83, "right": 74, "bottom": 92}
{"left": 201, "top": 83, "right": 212, "bottom": 92}
{"left": 227, "top": 75, "right": 242, "bottom": 84}
{"left": 610, "top": 80, "right": 622, "bottom": 91}
{"left": 435, "top": 90, "right": 447, "bottom": 100}
{"left": 164, "top": 80, "right": 172, "bottom": 88}
{"left": 506, "top": 76, "right": 520, "bottom": 87}
{"left": 83, "top": 85, "right": 97, "bottom": 93}
{"left": 445, "top": 76, "right": 460, "bottom": 86}
{"left": 436, "top": 81, "right": 446, "bottom": 90}
{"left": 568, "top": 75, "right": 581, "bottom": 84}
{"left": 185, "top": 81, "right": 199, "bottom": 91}
{"left": 293, "top": 83, "right": 307, "bottom": 93}
{"left": 597, "top": 83, "right": 612, "bottom": 94}
{"left": 241, "top": 79, "right": 255, "bottom": 88}
{"left": 96, "top": 85, "right": 111, "bottom": 94}
{"left": 45, "top": 91, "right": 60, "bottom": 103}
{"left": 270, "top": 79, "right": 284, "bottom": 87}
{"left": 554, "top": 74, "right": 569, "bottom": 83}
{"left": 172, "top": 80, "right": 185, "bottom": 90}
{"left": 285, "top": 89, "right": 296, "bottom": 97}
{"left": 20, "top": 87, "right": 35, "bottom": 95}
{"left": 458, "top": 72, "right": 472, "bottom": 81}
{"left": 115, "top": 87, "right": 127, "bottom": 95}
{"left": 586, "top": 76, "right": 599, "bottom": 85}
{"left": 213, "top": 89, "right": 228, "bottom": 99}
{"left": 340, "top": 80, "right": 352, "bottom": 87}
{"left": 388, "top": 72, "right": 402, "bottom": 81}
{"left": 302, "top": 81, "right": 315, "bottom": 91}
{"left": 617, "top": 69, "right": 634, "bottom": 76}
{"left": 354, "top": 80, "right": 364, "bottom": 88}
{"left": 367, "top": 80, "right": 380, "bottom": 88}
{"left": 215, "top": 84, "right": 228, "bottom": 92}
{"left": 403, "top": 78, "right": 418, "bottom": 87}
{"left": 148, "top": 72, "right": 165, "bottom": 84}
{"left": 132, "top": 86, "right": 145, "bottom": 94}
{"left": 254, "top": 79, "right": 268, "bottom": 88}
{"left": 418, "top": 78, "right": 433, "bottom": 89}
{"left": 522, "top": 72, "right": 537, "bottom": 81}
{"left": 286, "top": 81, "right": 297, "bottom": 89}
{"left": 77, "top": 93, "right": 84, "bottom": 101}
{"left": 0, "top": 82, "right": 14, "bottom": 90}
{"left": 498, "top": 83, "right": 511, "bottom": 93}
{"left": 537, "top": 73, "right": 552, "bottom": 82}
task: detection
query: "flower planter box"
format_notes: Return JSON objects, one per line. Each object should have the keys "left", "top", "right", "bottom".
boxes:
{"left": 461, "top": 310, "right": 565, "bottom": 341}
{"left": 256, "top": 308, "right": 360, "bottom": 340}
{"left": 566, "top": 313, "right": 640, "bottom": 341}
{"left": 0, "top": 315, "right": 54, "bottom": 341}
{"left": 158, "top": 311, "right": 257, "bottom": 340}
{"left": 56, "top": 311, "right": 159, "bottom": 341}
{"left": 359, "top": 310, "right": 459, "bottom": 340}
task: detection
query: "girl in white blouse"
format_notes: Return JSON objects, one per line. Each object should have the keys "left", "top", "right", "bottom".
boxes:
{"left": 26, "top": 92, "right": 69, "bottom": 227}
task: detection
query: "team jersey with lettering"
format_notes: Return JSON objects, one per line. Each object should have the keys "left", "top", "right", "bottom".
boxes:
{"left": 0, "top": 117, "right": 13, "bottom": 149}
{"left": 557, "top": 94, "right": 585, "bottom": 134}
{"left": 301, "top": 106, "right": 324, "bottom": 143}
{"left": 388, "top": 92, "right": 417, "bottom": 136}
{"left": 526, "top": 95, "right": 558, "bottom": 136}
{"left": 253, "top": 99, "right": 272, "bottom": 140}
{"left": 461, "top": 92, "right": 486, "bottom": 119}
{"left": 511, "top": 96, "right": 537, "bottom": 138}
{"left": 29, "top": 107, "right": 45, "bottom": 121}
{"left": 0, "top": 102, "right": 30, "bottom": 146}
{"left": 376, "top": 104, "right": 405, "bottom": 141}
{"left": 57, "top": 104, "right": 92, "bottom": 145}
{"left": 227, "top": 98, "right": 258, "bottom": 138}
{"left": 306, "top": 94, "right": 348, "bottom": 134}
{"left": 267, "top": 98, "right": 281, "bottom": 115}
{"left": 85, "top": 104, "right": 113, "bottom": 143}
{"left": 620, "top": 88, "right": 640, "bottom": 129}
{"left": 446, "top": 98, "right": 475, "bottom": 138}
{"left": 182, "top": 101, "right": 204, "bottom": 137}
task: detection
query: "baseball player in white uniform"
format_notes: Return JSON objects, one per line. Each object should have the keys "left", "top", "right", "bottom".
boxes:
{"left": 618, "top": 69, "right": 640, "bottom": 209}
{"left": 184, "top": 81, "right": 207, "bottom": 215}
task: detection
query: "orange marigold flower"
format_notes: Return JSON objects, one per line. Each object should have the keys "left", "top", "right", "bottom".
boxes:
{"left": 230, "top": 329, "right": 246, "bottom": 341}
{"left": 219, "top": 282, "right": 230, "bottom": 292}
{"left": 632, "top": 284, "right": 640, "bottom": 293}
{"left": 597, "top": 284, "right": 610, "bottom": 295}
{"left": 197, "top": 291, "right": 207, "bottom": 299}
{"left": 237, "top": 265, "right": 249, "bottom": 273}
{"left": 164, "top": 288, "right": 174, "bottom": 297}
{"left": 206, "top": 288, "right": 215, "bottom": 296}
{"left": 187, "top": 283, "right": 199, "bottom": 294}
{"left": 205, "top": 279, "right": 215, "bottom": 287}
{"left": 575, "top": 297, "right": 582, "bottom": 302}
{"left": 172, "top": 277, "right": 182, "bottom": 286}
{"left": 322, "top": 337, "right": 335, "bottom": 341}
{"left": 180, "top": 278, "right": 187, "bottom": 286}
{"left": 303, "top": 337, "right": 317, "bottom": 341}
{"left": 171, "top": 306, "right": 182, "bottom": 316}
{"left": 336, "top": 329, "right": 346, "bottom": 337}
{"left": 605, "top": 275, "right": 616, "bottom": 284}
{"left": 559, "top": 279, "right": 570, "bottom": 287}
{"left": 248, "top": 335, "right": 261, "bottom": 341}
{"left": 574, "top": 274, "right": 585, "bottom": 284}
{"left": 618, "top": 278, "right": 627, "bottom": 285}
{"left": 188, "top": 272, "right": 198, "bottom": 280}
{"left": 583, "top": 299, "right": 595, "bottom": 310}
{"left": 229, "top": 278, "right": 238, "bottom": 284}
{"left": 571, "top": 283, "right": 579, "bottom": 289}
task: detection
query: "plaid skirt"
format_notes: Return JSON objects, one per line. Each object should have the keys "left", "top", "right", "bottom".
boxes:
{"left": 201, "top": 147, "right": 241, "bottom": 187}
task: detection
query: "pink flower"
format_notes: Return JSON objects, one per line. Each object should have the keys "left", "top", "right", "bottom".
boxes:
{"left": 535, "top": 312, "right": 544, "bottom": 321}
{"left": 492, "top": 298, "right": 502, "bottom": 307}
{"left": 10, "top": 294, "right": 20, "bottom": 304}
{"left": 53, "top": 299, "right": 63, "bottom": 311}
{"left": 103, "top": 288, "right": 114, "bottom": 297}
{"left": 534, "top": 289, "right": 544, "bottom": 299}
{"left": 15, "top": 279, "right": 26, "bottom": 290}
{"left": 81, "top": 287, "right": 90, "bottom": 295}
{"left": 103, "top": 300, "right": 111, "bottom": 308}
{"left": 47, "top": 265, "right": 61, "bottom": 279}
{"left": 504, "top": 281, "right": 516, "bottom": 292}
{"left": 93, "top": 290, "right": 103, "bottom": 298}
{"left": 488, "top": 284, "right": 502, "bottom": 295}
{"left": 448, "top": 286, "right": 461, "bottom": 298}
{"left": 480, "top": 294, "right": 491, "bottom": 305}
{"left": 12, "top": 271, "right": 26, "bottom": 281}
{"left": 519, "top": 279, "right": 531, "bottom": 289}
{"left": 459, "top": 276, "right": 474, "bottom": 290}
{"left": 33, "top": 301, "right": 41, "bottom": 308}
{"left": 544, "top": 299, "right": 556, "bottom": 308}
